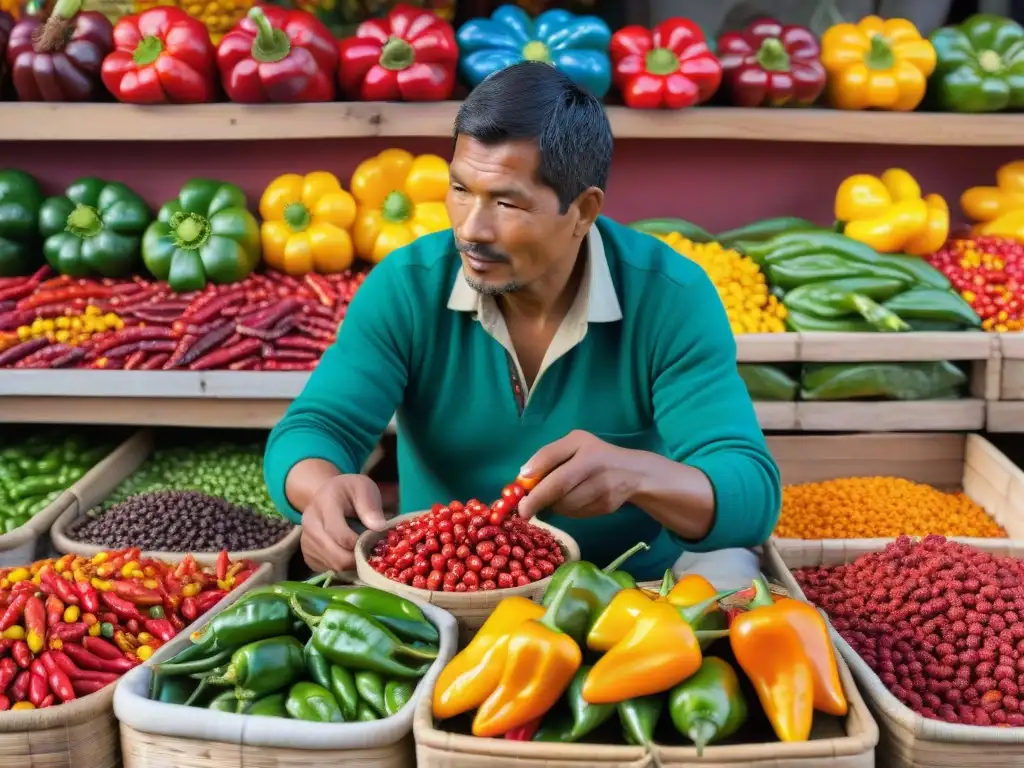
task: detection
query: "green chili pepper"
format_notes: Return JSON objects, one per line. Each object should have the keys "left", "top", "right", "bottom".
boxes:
{"left": 872, "top": 253, "right": 951, "bottom": 290}
{"left": 291, "top": 602, "right": 436, "bottom": 679}
{"left": 244, "top": 692, "right": 289, "bottom": 718}
{"left": 535, "top": 665, "right": 615, "bottom": 743}
{"left": 784, "top": 309, "right": 874, "bottom": 333}
{"left": 766, "top": 253, "right": 911, "bottom": 290}
{"left": 151, "top": 673, "right": 199, "bottom": 705}
{"left": 153, "top": 646, "right": 233, "bottom": 703}
{"left": 189, "top": 595, "right": 293, "bottom": 654}
{"left": 304, "top": 640, "right": 331, "bottom": 689}
{"left": 618, "top": 695, "right": 664, "bottom": 747}
{"left": 883, "top": 287, "right": 981, "bottom": 327}
{"left": 356, "top": 701, "right": 379, "bottom": 722}
{"left": 207, "top": 690, "right": 243, "bottom": 712}
{"left": 716, "top": 216, "right": 819, "bottom": 246}
{"left": 8, "top": 474, "right": 64, "bottom": 501}
{"left": 4, "top": 515, "right": 29, "bottom": 534}
{"left": 384, "top": 680, "right": 415, "bottom": 717}
{"left": 330, "top": 665, "right": 359, "bottom": 721}
{"left": 668, "top": 658, "right": 748, "bottom": 757}
{"left": 285, "top": 682, "right": 343, "bottom": 723}
{"left": 627, "top": 217, "right": 715, "bottom": 243}
{"left": 355, "top": 670, "right": 387, "bottom": 716}
{"left": 204, "top": 636, "right": 305, "bottom": 700}
{"left": 783, "top": 283, "right": 910, "bottom": 330}
{"left": 737, "top": 365, "right": 798, "bottom": 402}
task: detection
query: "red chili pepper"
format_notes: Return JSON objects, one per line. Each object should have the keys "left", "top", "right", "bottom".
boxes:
{"left": 716, "top": 19, "right": 826, "bottom": 107}
{"left": 16, "top": 284, "right": 112, "bottom": 311}
{"left": 0, "top": 310, "right": 37, "bottom": 332}
{"left": 97, "top": 612, "right": 119, "bottom": 628}
{"left": 123, "top": 349, "right": 147, "bottom": 370}
{"left": 505, "top": 717, "right": 543, "bottom": 741}
{"left": 112, "top": 581, "right": 163, "bottom": 607}
{"left": 125, "top": 619, "right": 140, "bottom": 636}
{"left": 100, "top": 592, "right": 144, "bottom": 622}
{"left": 41, "top": 571, "right": 80, "bottom": 606}
{"left": 195, "top": 590, "right": 226, "bottom": 614}
{"left": 24, "top": 596, "right": 45, "bottom": 654}
{"left": 167, "top": 611, "right": 186, "bottom": 632}
{"left": 50, "top": 622, "right": 88, "bottom": 644}
{"left": 0, "top": 694, "right": 10, "bottom": 711}
{"left": 276, "top": 335, "right": 329, "bottom": 352}
{"left": 82, "top": 636, "right": 123, "bottom": 661}
{"left": 44, "top": 595, "right": 64, "bottom": 628}
{"left": 301, "top": 273, "right": 336, "bottom": 307}
{"left": 28, "top": 669, "right": 49, "bottom": 707}
{"left": 12, "top": 641, "right": 31, "bottom": 669}
{"left": 49, "top": 649, "right": 82, "bottom": 679}
{"left": 233, "top": 568, "right": 254, "bottom": 587}
{"left": 295, "top": 322, "right": 334, "bottom": 342}
{"left": 40, "top": 652, "right": 76, "bottom": 702}
{"left": 102, "top": 7, "right": 216, "bottom": 104}
{"left": 38, "top": 275, "right": 72, "bottom": 290}
{"left": 51, "top": 346, "right": 87, "bottom": 369}
{"left": 0, "top": 281, "right": 35, "bottom": 302}
{"left": 610, "top": 18, "right": 722, "bottom": 109}
{"left": 263, "top": 360, "right": 315, "bottom": 372}
{"left": 0, "top": 338, "right": 49, "bottom": 367}
{"left": 140, "top": 352, "right": 170, "bottom": 370}
{"left": 76, "top": 582, "right": 99, "bottom": 614}
{"left": 338, "top": 4, "right": 457, "bottom": 101}
{"left": 188, "top": 337, "right": 262, "bottom": 370}
{"left": 14, "top": 342, "right": 72, "bottom": 369}
{"left": 143, "top": 618, "right": 176, "bottom": 643}
{"left": 10, "top": 671, "right": 30, "bottom": 702}
{"left": 62, "top": 643, "right": 136, "bottom": 673}
{"left": 227, "top": 355, "right": 261, "bottom": 371}
{"left": 0, "top": 639, "right": 11, "bottom": 657}
{"left": 0, "top": 593, "right": 28, "bottom": 631}
{"left": 0, "top": 658, "right": 18, "bottom": 691}
{"left": 217, "top": 6, "right": 337, "bottom": 103}
{"left": 211, "top": 550, "right": 228, "bottom": 582}
{"left": 71, "top": 678, "right": 109, "bottom": 696}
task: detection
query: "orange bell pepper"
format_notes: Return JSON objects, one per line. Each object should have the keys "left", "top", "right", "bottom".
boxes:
{"left": 963, "top": 161, "right": 1024, "bottom": 243}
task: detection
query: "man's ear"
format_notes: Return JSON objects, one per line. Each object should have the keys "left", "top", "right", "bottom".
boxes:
{"left": 573, "top": 187, "right": 604, "bottom": 237}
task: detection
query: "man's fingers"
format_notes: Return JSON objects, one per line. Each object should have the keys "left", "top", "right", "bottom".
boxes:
{"left": 301, "top": 515, "right": 355, "bottom": 572}
{"left": 519, "top": 432, "right": 585, "bottom": 486}
{"left": 321, "top": 503, "right": 361, "bottom": 551}
{"left": 551, "top": 480, "right": 606, "bottom": 518}
{"left": 350, "top": 476, "right": 387, "bottom": 532}
{"left": 518, "top": 461, "right": 592, "bottom": 520}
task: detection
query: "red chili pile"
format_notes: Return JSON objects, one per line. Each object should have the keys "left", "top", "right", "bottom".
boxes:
{"left": 369, "top": 479, "right": 566, "bottom": 592}
{"left": 0, "top": 267, "right": 365, "bottom": 370}
{"left": 795, "top": 535, "right": 1024, "bottom": 727}
{"left": 929, "top": 236, "right": 1024, "bottom": 332}
{"left": 0, "top": 548, "right": 253, "bottom": 710}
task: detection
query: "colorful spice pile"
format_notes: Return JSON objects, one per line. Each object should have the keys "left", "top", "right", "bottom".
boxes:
{"left": 795, "top": 535, "right": 1024, "bottom": 726}
{"left": 775, "top": 477, "right": 1005, "bottom": 539}
{"left": 0, "top": 268, "right": 364, "bottom": 370}
{"left": 0, "top": 548, "right": 254, "bottom": 710}
{"left": 656, "top": 234, "right": 787, "bottom": 334}
{"left": 929, "top": 236, "right": 1024, "bottom": 332}
{"left": 149, "top": 578, "right": 439, "bottom": 720}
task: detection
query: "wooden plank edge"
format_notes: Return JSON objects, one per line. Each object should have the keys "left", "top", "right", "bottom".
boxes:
{"left": 798, "top": 332, "right": 993, "bottom": 362}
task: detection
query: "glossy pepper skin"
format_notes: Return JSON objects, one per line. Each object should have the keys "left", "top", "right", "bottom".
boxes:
{"left": 350, "top": 148, "right": 450, "bottom": 263}
{"left": 246, "top": 692, "right": 289, "bottom": 718}
{"left": 6, "top": 0, "right": 112, "bottom": 102}
{"left": 668, "top": 657, "right": 747, "bottom": 756}
{"left": 102, "top": 7, "right": 216, "bottom": 104}
{"left": 610, "top": 18, "right": 721, "bottom": 109}
{"left": 836, "top": 168, "right": 950, "bottom": 255}
{"left": 0, "top": 169, "right": 44, "bottom": 277}
{"left": 471, "top": 575, "right": 582, "bottom": 738}
{"left": 822, "top": 16, "right": 936, "bottom": 111}
{"left": 716, "top": 18, "right": 825, "bottom": 107}
{"left": 258, "top": 172, "right": 356, "bottom": 275}
{"left": 205, "top": 636, "right": 305, "bottom": 700}
{"left": 38, "top": 177, "right": 152, "bottom": 278}
{"left": 217, "top": 6, "right": 337, "bottom": 103}
{"left": 963, "top": 161, "right": 1024, "bottom": 242}
{"left": 457, "top": 4, "right": 611, "bottom": 98}
{"left": 142, "top": 178, "right": 261, "bottom": 293}
{"left": 929, "top": 14, "right": 1024, "bottom": 113}
{"left": 338, "top": 3, "right": 457, "bottom": 101}
{"left": 534, "top": 665, "right": 615, "bottom": 743}
{"left": 188, "top": 594, "right": 293, "bottom": 654}
{"left": 433, "top": 596, "right": 544, "bottom": 720}
{"left": 285, "top": 681, "right": 343, "bottom": 722}
{"left": 618, "top": 694, "right": 662, "bottom": 747}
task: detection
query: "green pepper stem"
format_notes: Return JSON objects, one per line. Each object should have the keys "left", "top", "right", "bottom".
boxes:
{"left": 521, "top": 39, "right": 551, "bottom": 63}
{"left": 602, "top": 542, "right": 649, "bottom": 574}
{"left": 538, "top": 570, "right": 576, "bottom": 633}
{"left": 378, "top": 36, "right": 415, "bottom": 71}
{"left": 248, "top": 7, "right": 292, "bottom": 63}
{"left": 689, "top": 719, "right": 718, "bottom": 757}
{"left": 979, "top": 49, "right": 1003, "bottom": 73}
{"left": 154, "top": 647, "right": 232, "bottom": 677}
{"left": 381, "top": 190, "right": 413, "bottom": 224}
{"left": 747, "top": 577, "right": 776, "bottom": 610}
{"left": 32, "top": 0, "right": 81, "bottom": 53}
{"left": 645, "top": 47, "right": 680, "bottom": 76}
{"left": 66, "top": 204, "right": 103, "bottom": 239}
{"left": 133, "top": 36, "right": 164, "bottom": 67}
{"left": 657, "top": 569, "right": 675, "bottom": 598}
{"left": 304, "top": 571, "right": 333, "bottom": 587}
{"left": 284, "top": 202, "right": 311, "bottom": 233}
{"left": 678, "top": 589, "right": 739, "bottom": 625}
{"left": 756, "top": 37, "right": 790, "bottom": 72}
{"left": 865, "top": 33, "right": 894, "bottom": 70}
{"left": 289, "top": 594, "right": 322, "bottom": 628}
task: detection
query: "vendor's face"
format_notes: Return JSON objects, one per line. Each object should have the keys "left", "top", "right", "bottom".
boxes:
{"left": 447, "top": 135, "right": 595, "bottom": 296}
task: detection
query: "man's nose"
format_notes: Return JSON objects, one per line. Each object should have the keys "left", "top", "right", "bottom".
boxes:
{"left": 458, "top": 202, "right": 497, "bottom": 244}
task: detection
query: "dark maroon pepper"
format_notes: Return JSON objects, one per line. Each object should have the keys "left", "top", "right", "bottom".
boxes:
{"left": 7, "top": 0, "right": 113, "bottom": 102}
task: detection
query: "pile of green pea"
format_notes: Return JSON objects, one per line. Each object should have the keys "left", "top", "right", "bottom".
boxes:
{"left": 106, "top": 442, "right": 281, "bottom": 517}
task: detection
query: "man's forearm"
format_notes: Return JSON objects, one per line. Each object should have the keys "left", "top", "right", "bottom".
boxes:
{"left": 285, "top": 458, "right": 342, "bottom": 513}
{"left": 626, "top": 450, "right": 716, "bottom": 541}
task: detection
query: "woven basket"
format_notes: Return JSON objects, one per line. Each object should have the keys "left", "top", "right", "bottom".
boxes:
{"left": 355, "top": 510, "right": 580, "bottom": 645}
{"left": 0, "top": 562, "right": 272, "bottom": 768}
{"left": 768, "top": 537, "right": 1024, "bottom": 768}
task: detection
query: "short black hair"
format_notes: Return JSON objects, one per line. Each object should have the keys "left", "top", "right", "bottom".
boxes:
{"left": 453, "top": 62, "right": 613, "bottom": 213}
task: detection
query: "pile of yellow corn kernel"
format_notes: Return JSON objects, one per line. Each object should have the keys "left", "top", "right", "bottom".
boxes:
{"left": 656, "top": 233, "right": 787, "bottom": 334}
{"left": 133, "top": 0, "right": 254, "bottom": 41}
{"left": 16, "top": 306, "right": 123, "bottom": 346}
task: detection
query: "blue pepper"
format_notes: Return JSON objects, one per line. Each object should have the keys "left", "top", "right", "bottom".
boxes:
{"left": 457, "top": 4, "right": 612, "bottom": 99}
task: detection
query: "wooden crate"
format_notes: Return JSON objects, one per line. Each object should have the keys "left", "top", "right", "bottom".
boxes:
{"left": 768, "top": 432, "right": 1024, "bottom": 545}
{"left": 989, "top": 333, "right": 1024, "bottom": 432}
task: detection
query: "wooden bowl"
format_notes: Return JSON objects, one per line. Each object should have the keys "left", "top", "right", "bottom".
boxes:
{"left": 355, "top": 510, "right": 580, "bottom": 646}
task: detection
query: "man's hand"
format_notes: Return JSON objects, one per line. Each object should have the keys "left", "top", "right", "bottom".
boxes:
{"left": 300, "top": 474, "right": 387, "bottom": 572}
{"left": 516, "top": 431, "right": 645, "bottom": 520}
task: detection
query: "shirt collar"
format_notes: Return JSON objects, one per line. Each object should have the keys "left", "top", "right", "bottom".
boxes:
{"left": 446, "top": 225, "right": 623, "bottom": 323}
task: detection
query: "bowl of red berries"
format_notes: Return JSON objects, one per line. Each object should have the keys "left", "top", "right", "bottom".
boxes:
{"left": 355, "top": 475, "right": 580, "bottom": 641}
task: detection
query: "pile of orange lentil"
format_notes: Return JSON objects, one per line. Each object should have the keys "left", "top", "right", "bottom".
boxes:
{"left": 774, "top": 476, "right": 1006, "bottom": 539}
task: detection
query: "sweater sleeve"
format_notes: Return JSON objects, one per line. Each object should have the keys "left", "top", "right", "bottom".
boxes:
{"left": 264, "top": 258, "right": 412, "bottom": 522}
{"left": 648, "top": 269, "right": 781, "bottom": 551}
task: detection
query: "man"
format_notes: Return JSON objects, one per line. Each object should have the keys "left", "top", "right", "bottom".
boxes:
{"left": 264, "top": 61, "right": 781, "bottom": 581}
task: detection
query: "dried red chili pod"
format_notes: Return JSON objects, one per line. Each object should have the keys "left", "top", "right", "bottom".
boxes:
{"left": 6, "top": 0, "right": 113, "bottom": 102}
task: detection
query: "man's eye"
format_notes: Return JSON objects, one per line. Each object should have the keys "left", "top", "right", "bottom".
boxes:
{"left": 497, "top": 201, "right": 516, "bottom": 209}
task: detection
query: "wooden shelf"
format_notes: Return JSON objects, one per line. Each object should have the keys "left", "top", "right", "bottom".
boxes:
{"left": 3, "top": 103, "right": 1024, "bottom": 144}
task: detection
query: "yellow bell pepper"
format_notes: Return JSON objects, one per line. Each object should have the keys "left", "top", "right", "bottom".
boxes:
{"left": 963, "top": 162, "right": 1024, "bottom": 243}
{"left": 835, "top": 168, "right": 949, "bottom": 254}
{"left": 821, "top": 16, "right": 936, "bottom": 111}
{"left": 259, "top": 172, "right": 356, "bottom": 276}
{"left": 350, "top": 149, "right": 451, "bottom": 263}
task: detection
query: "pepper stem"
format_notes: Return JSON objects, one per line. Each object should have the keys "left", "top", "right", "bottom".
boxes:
{"left": 538, "top": 571, "right": 576, "bottom": 632}
{"left": 31, "top": 0, "right": 82, "bottom": 53}
{"left": 304, "top": 572, "right": 333, "bottom": 586}
{"left": 248, "top": 7, "right": 291, "bottom": 64}
{"left": 689, "top": 718, "right": 718, "bottom": 757}
{"left": 133, "top": 35, "right": 164, "bottom": 67}
{"left": 171, "top": 212, "right": 212, "bottom": 251}
{"left": 381, "top": 190, "right": 413, "bottom": 224}
{"left": 284, "top": 202, "right": 311, "bottom": 233}
{"left": 65, "top": 204, "right": 103, "bottom": 239}
{"left": 678, "top": 589, "right": 739, "bottom": 625}
{"left": 289, "top": 594, "right": 322, "bottom": 628}
{"left": 522, "top": 39, "right": 551, "bottom": 63}
{"left": 746, "top": 576, "right": 776, "bottom": 610}
{"left": 379, "top": 36, "right": 415, "bottom": 71}
{"left": 645, "top": 47, "right": 680, "bottom": 76}
{"left": 865, "top": 33, "right": 894, "bottom": 70}
{"left": 756, "top": 37, "right": 790, "bottom": 72}
{"left": 657, "top": 569, "right": 675, "bottom": 598}
{"left": 979, "top": 49, "right": 1003, "bottom": 73}
{"left": 693, "top": 629, "right": 730, "bottom": 642}
{"left": 602, "top": 542, "right": 649, "bottom": 574}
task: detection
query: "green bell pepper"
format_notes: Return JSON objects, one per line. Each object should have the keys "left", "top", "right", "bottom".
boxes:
{"left": 457, "top": 4, "right": 612, "bottom": 98}
{"left": 929, "top": 14, "right": 1024, "bottom": 113}
{"left": 0, "top": 169, "right": 44, "bottom": 277}
{"left": 142, "top": 179, "right": 260, "bottom": 293}
{"left": 38, "top": 177, "right": 152, "bottom": 278}
{"left": 668, "top": 658, "right": 747, "bottom": 756}
{"left": 285, "top": 682, "right": 343, "bottom": 723}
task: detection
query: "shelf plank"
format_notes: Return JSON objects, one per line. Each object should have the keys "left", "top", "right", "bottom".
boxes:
{"left": 3, "top": 103, "right": 1024, "bottom": 145}
{"left": 797, "top": 400, "right": 986, "bottom": 432}
{"left": 799, "top": 332, "right": 994, "bottom": 362}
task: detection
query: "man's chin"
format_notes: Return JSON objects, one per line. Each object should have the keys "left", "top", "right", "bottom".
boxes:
{"left": 464, "top": 274, "right": 521, "bottom": 296}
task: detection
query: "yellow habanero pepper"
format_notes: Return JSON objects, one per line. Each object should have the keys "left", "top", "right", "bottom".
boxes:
{"left": 821, "top": 16, "right": 936, "bottom": 112}
{"left": 963, "top": 161, "right": 1024, "bottom": 243}
{"left": 835, "top": 168, "right": 949, "bottom": 255}
{"left": 350, "top": 149, "right": 450, "bottom": 263}
{"left": 259, "top": 172, "right": 357, "bottom": 276}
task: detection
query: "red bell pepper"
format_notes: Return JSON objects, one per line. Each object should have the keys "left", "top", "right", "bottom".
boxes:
{"left": 610, "top": 18, "right": 722, "bottom": 109}
{"left": 716, "top": 18, "right": 826, "bottom": 107}
{"left": 338, "top": 3, "right": 457, "bottom": 101}
{"left": 101, "top": 6, "right": 216, "bottom": 104}
{"left": 6, "top": 0, "right": 113, "bottom": 102}
{"left": 217, "top": 6, "right": 337, "bottom": 103}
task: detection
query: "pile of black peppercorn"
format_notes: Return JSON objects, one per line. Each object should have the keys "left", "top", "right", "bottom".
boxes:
{"left": 69, "top": 490, "right": 294, "bottom": 551}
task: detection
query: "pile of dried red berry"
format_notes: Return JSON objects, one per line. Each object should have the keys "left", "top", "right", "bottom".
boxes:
{"left": 368, "top": 478, "right": 567, "bottom": 592}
